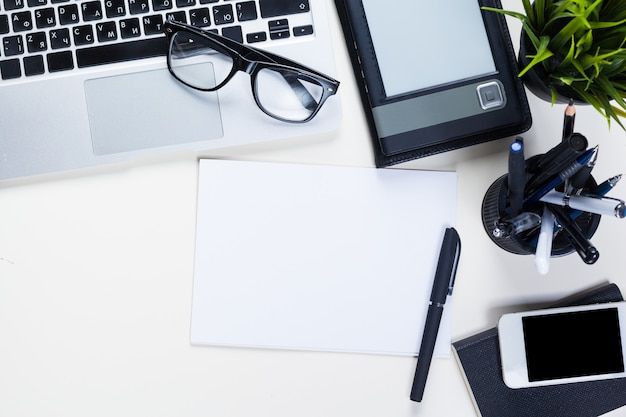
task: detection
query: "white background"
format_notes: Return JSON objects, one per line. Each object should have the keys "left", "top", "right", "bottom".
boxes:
{"left": 1, "top": 0, "right": 626, "bottom": 416}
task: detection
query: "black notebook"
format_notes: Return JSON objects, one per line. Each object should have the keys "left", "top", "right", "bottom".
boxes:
{"left": 334, "top": 0, "right": 531, "bottom": 167}
{"left": 453, "top": 283, "right": 626, "bottom": 417}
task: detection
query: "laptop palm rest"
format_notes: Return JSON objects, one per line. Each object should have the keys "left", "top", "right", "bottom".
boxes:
{"left": 84, "top": 67, "right": 223, "bottom": 155}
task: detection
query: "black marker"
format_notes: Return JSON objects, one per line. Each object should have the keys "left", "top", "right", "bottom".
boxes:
{"left": 410, "top": 227, "right": 461, "bottom": 402}
{"left": 548, "top": 204, "right": 599, "bottom": 264}
{"left": 507, "top": 137, "right": 526, "bottom": 216}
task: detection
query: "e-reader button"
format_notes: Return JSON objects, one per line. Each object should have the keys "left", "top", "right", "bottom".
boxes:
{"left": 477, "top": 81, "right": 505, "bottom": 110}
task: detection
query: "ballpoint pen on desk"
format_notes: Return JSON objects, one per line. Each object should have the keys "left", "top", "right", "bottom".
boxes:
{"left": 523, "top": 147, "right": 598, "bottom": 209}
{"left": 508, "top": 137, "right": 526, "bottom": 217}
{"left": 562, "top": 99, "right": 576, "bottom": 141}
{"left": 535, "top": 206, "right": 555, "bottom": 275}
{"left": 410, "top": 227, "right": 461, "bottom": 402}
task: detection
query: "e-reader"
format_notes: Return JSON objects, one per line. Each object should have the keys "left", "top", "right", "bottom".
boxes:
{"left": 334, "top": 0, "right": 532, "bottom": 167}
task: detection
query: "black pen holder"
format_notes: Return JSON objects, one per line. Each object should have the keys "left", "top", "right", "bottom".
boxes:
{"left": 481, "top": 156, "right": 601, "bottom": 256}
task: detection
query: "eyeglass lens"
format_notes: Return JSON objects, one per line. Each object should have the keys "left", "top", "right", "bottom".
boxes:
{"left": 169, "top": 31, "right": 233, "bottom": 89}
{"left": 168, "top": 30, "right": 327, "bottom": 122}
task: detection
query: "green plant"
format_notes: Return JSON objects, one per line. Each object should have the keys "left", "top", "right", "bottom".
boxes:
{"left": 483, "top": 0, "right": 626, "bottom": 129}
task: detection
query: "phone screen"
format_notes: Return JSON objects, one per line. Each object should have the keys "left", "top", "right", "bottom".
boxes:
{"left": 522, "top": 308, "right": 625, "bottom": 382}
{"left": 360, "top": 0, "right": 496, "bottom": 97}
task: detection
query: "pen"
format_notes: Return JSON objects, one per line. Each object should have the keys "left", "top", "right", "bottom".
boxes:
{"left": 548, "top": 204, "right": 599, "bottom": 264}
{"left": 493, "top": 212, "right": 541, "bottom": 238}
{"left": 595, "top": 174, "right": 622, "bottom": 195}
{"left": 567, "top": 145, "right": 598, "bottom": 193}
{"left": 540, "top": 191, "right": 626, "bottom": 218}
{"left": 525, "top": 133, "right": 588, "bottom": 189}
{"left": 523, "top": 147, "right": 597, "bottom": 209}
{"left": 562, "top": 99, "right": 576, "bottom": 141}
{"left": 507, "top": 137, "right": 526, "bottom": 216}
{"left": 535, "top": 206, "right": 555, "bottom": 275}
{"left": 410, "top": 227, "right": 461, "bottom": 402}
{"left": 567, "top": 175, "right": 623, "bottom": 220}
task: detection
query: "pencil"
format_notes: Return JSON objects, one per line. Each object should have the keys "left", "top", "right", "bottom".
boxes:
{"left": 562, "top": 98, "right": 576, "bottom": 141}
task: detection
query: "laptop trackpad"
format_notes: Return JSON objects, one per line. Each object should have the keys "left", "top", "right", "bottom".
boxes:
{"left": 85, "top": 67, "right": 223, "bottom": 155}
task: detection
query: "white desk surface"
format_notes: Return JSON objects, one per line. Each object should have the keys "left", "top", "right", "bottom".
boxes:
{"left": 1, "top": 1, "right": 626, "bottom": 415}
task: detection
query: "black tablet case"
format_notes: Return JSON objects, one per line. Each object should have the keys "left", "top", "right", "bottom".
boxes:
{"left": 452, "top": 283, "right": 626, "bottom": 417}
{"left": 334, "top": 0, "right": 532, "bottom": 167}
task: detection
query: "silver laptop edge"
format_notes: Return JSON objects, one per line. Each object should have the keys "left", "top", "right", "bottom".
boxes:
{"left": 0, "top": 0, "right": 342, "bottom": 180}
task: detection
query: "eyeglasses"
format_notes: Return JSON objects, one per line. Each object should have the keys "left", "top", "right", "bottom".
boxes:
{"left": 162, "top": 20, "right": 340, "bottom": 123}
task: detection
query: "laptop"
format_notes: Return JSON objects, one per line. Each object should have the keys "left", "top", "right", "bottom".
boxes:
{"left": 0, "top": 0, "right": 342, "bottom": 180}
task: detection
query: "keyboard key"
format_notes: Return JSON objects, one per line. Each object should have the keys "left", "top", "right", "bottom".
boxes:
{"left": 35, "top": 8, "right": 56, "bottom": 28}
{"left": 11, "top": 11, "right": 33, "bottom": 32}
{"left": 143, "top": 14, "right": 164, "bottom": 35}
{"left": 128, "top": 0, "right": 149, "bottom": 14}
{"left": 95, "top": 21, "right": 117, "bottom": 42}
{"left": 0, "top": 15, "right": 9, "bottom": 34}
{"left": 0, "top": 58, "right": 21, "bottom": 79}
{"left": 236, "top": 1, "right": 256, "bottom": 21}
{"left": 3, "top": 35, "right": 24, "bottom": 55}
{"left": 73, "top": 25, "right": 94, "bottom": 45}
{"left": 76, "top": 37, "right": 167, "bottom": 67}
{"left": 27, "top": 0, "right": 46, "bottom": 6}
{"left": 3, "top": 0, "right": 25, "bottom": 11}
{"left": 58, "top": 4, "right": 79, "bottom": 25}
{"left": 259, "top": 0, "right": 309, "bottom": 18}
{"left": 268, "top": 19, "right": 288, "bottom": 39}
{"left": 152, "top": 0, "right": 172, "bottom": 12}
{"left": 104, "top": 0, "right": 126, "bottom": 18}
{"left": 46, "top": 50, "right": 73, "bottom": 71}
{"left": 293, "top": 24, "right": 312, "bottom": 37}
{"left": 49, "top": 27, "right": 71, "bottom": 48}
{"left": 81, "top": 1, "right": 104, "bottom": 21}
{"left": 246, "top": 31, "right": 265, "bottom": 43}
{"left": 165, "top": 10, "right": 185, "bottom": 23}
{"left": 221, "top": 25, "right": 242, "bottom": 43}
{"left": 199, "top": 0, "right": 217, "bottom": 3}
{"left": 176, "top": 0, "right": 194, "bottom": 7}
{"left": 119, "top": 17, "right": 141, "bottom": 38}
{"left": 23, "top": 54, "right": 44, "bottom": 75}
{"left": 213, "top": 4, "right": 233, "bottom": 25}
{"left": 26, "top": 31, "right": 47, "bottom": 51}
{"left": 189, "top": 7, "right": 210, "bottom": 26}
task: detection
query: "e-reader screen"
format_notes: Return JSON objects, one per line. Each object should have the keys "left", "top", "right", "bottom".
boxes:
{"left": 361, "top": 0, "right": 496, "bottom": 97}
{"left": 522, "top": 309, "right": 625, "bottom": 382}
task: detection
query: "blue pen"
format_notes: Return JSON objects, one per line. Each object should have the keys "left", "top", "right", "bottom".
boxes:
{"left": 568, "top": 174, "right": 623, "bottom": 219}
{"left": 595, "top": 174, "right": 622, "bottom": 195}
{"left": 523, "top": 146, "right": 598, "bottom": 209}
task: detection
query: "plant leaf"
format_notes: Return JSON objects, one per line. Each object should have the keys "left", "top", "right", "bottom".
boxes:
{"left": 519, "top": 36, "right": 554, "bottom": 77}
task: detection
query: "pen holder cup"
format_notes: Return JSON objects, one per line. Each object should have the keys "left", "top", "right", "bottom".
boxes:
{"left": 481, "top": 169, "right": 601, "bottom": 257}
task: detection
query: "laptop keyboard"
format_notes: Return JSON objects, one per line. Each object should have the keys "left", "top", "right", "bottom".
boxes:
{"left": 0, "top": 0, "right": 314, "bottom": 80}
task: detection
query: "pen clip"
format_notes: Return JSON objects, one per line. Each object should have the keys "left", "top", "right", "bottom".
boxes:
{"left": 447, "top": 229, "right": 461, "bottom": 296}
{"left": 448, "top": 241, "right": 460, "bottom": 295}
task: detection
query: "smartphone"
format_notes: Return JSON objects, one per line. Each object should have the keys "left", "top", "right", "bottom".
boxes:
{"left": 498, "top": 302, "right": 626, "bottom": 389}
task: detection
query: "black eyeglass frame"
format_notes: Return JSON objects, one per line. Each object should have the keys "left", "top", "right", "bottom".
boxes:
{"left": 163, "top": 20, "right": 340, "bottom": 123}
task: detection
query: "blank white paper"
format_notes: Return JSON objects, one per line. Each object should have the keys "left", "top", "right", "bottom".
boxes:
{"left": 191, "top": 160, "right": 457, "bottom": 356}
